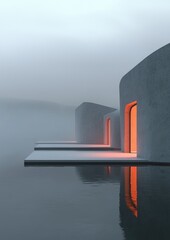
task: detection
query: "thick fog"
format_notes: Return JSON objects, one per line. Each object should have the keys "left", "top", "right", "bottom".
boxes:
{"left": 1, "top": 0, "right": 170, "bottom": 108}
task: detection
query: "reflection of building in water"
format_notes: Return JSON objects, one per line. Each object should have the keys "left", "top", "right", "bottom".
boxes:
{"left": 77, "top": 165, "right": 170, "bottom": 239}
{"left": 120, "top": 166, "right": 170, "bottom": 239}
{"left": 76, "top": 166, "right": 121, "bottom": 183}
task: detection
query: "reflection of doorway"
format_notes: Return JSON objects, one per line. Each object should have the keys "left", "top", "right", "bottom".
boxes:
{"left": 106, "top": 118, "right": 111, "bottom": 146}
{"left": 124, "top": 101, "right": 137, "bottom": 153}
{"left": 124, "top": 167, "right": 138, "bottom": 217}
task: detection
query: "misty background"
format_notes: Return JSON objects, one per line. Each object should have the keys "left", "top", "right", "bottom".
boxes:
{"left": 1, "top": 0, "right": 170, "bottom": 108}
{"left": 0, "top": 2, "right": 169, "bottom": 238}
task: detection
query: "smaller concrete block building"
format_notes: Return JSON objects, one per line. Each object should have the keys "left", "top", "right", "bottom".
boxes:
{"left": 104, "top": 110, "right": 121, "bottom": 149}
{"left": 75, "top": 102, "right": 115, "bottom": 144}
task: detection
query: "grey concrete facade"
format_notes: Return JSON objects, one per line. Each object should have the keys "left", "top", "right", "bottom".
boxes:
{"left": 120, "top": 44, "right": 170, "bottom": 161}
{"left": 75, "top": 102, "right": 115, "bottom": 144}
{"left": 104, "top": 110, "right": 121, "bottom": 149}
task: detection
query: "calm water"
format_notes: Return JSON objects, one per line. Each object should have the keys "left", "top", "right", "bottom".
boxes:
{"left": 0, "top": 99, "right": 170, "bottom": 239}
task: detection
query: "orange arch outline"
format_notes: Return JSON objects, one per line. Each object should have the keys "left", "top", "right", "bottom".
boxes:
{"left": 105, "top": 118, "right": 111, "bottom": 146}
{"left": 124, "top": 101, "right": 137, "bottom": 153}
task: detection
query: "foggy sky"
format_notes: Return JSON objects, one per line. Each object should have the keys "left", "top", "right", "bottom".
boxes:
{"left": 1, "top": 0, "right": 170, "bottom": 108}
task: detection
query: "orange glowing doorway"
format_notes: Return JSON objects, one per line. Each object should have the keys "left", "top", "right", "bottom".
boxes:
{"left": 106, "top": 118, "right": 111, "bottom": 146}
{"left": 130, "top": 104, "right": 137, "bottom": 153}
{"left": 124, "top": 101, "right": 137, "bottom": 153}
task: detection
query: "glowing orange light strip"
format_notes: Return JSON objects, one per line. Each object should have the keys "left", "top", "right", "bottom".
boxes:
{"left": 130, "top": 104, "right": 137, "bottom": 153}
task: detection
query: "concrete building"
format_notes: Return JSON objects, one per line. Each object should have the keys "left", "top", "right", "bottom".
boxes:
{"left": 120, "top": 44, "right": 170, "bottom": 161}
{"left": 25, "top": 43, "right": 170, "bottom": 164}
{"left": 75, "top": 102, "right": 115, "bottom": 144}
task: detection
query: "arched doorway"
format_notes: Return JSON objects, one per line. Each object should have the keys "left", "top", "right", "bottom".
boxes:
{"left": 130, "top": 104, "right": 137, "bottom": 153}
{"left": 124, "top": 101, "right": 137, "bottom": 153}
{"left": 106, "top": 118, "right": 111, "bottom": 146}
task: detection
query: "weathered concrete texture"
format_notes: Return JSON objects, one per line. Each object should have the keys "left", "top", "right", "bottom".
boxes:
{"left": 75, "top": 102, "right": 115, "bottom": 144}
{"left": 104, "top": 110, "right": 121, "bottom": 149}
{"left": 120, "top": 43, "right": 170, "bottom": 161}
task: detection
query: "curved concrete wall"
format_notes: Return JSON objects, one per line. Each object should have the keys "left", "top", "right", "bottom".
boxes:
{"left": 120, "top": 44, "right": 170, "bottom": 161}
{"left": 75, "top": 102, "right": 115, "bottom": 144}
{"left": 104, "top": 110, "right": 121, "bottom": 149}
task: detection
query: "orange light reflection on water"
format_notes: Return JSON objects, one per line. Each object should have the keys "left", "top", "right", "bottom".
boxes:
{"left": 105, "top": 166, "right": 112, "bottom": 175}
{"left": 124, "top": 167, "right": 138, "bottom": 217}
